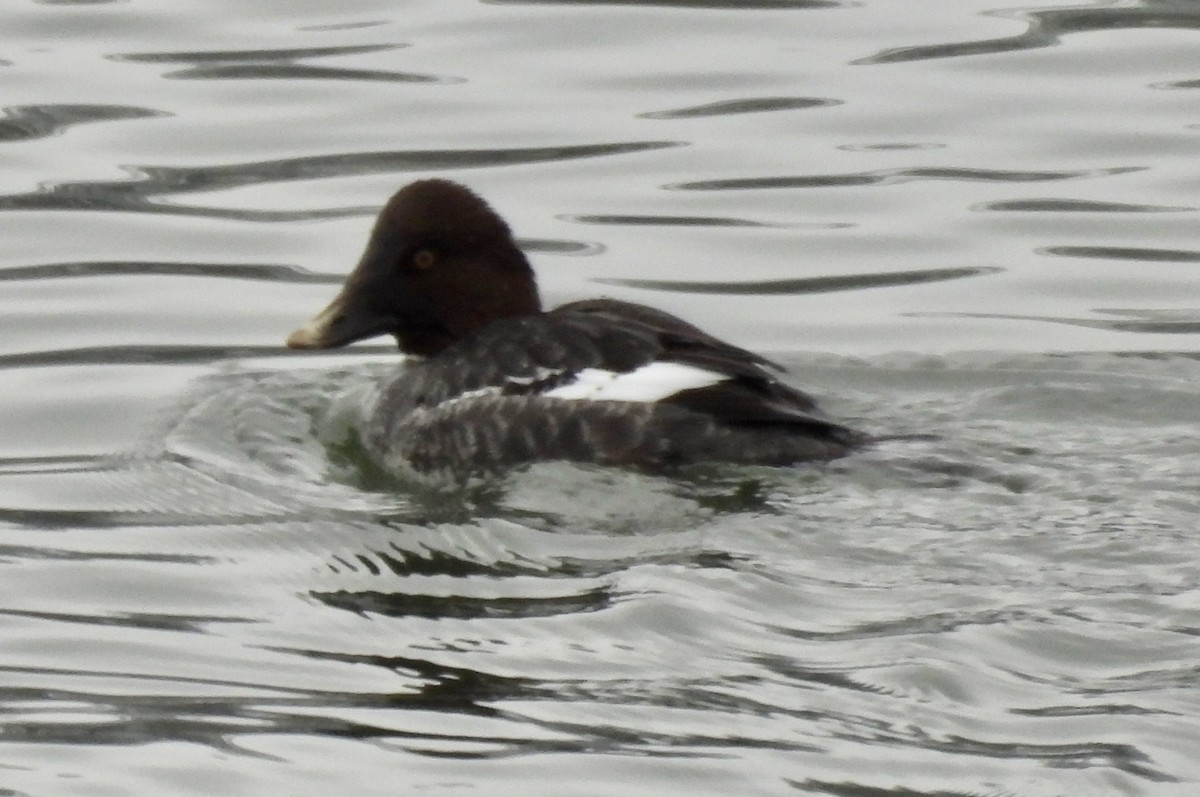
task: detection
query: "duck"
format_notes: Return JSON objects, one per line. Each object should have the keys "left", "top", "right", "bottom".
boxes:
{"left": 287, "top": 179, "right": 865, "bottom": 485}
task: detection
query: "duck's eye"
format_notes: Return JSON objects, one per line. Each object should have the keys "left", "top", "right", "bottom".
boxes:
{"left": 412, "top": 249, "right": 436, "bottom": 270}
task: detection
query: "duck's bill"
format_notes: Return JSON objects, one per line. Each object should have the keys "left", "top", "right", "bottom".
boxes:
{"left": 286, "top": 290, "right": 391, "bottom": 350}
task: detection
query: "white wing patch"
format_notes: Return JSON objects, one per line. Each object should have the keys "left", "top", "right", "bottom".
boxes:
{"left": 503, "top": 366, "right": 567, "bottom": 388}
{"left": 545, "top": 363, "right": 728, "bottom": 403}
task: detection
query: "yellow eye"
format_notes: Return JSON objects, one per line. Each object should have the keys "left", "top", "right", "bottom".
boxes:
{"left": 413, "top": 249, "right": 436, "bottom": 270}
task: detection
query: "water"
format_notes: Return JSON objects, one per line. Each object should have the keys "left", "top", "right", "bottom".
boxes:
{"left": 1, "top": 1, "right": 1199, "bottom": 794}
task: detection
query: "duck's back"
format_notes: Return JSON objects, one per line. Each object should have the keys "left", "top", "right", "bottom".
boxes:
{"left": 359, "top": 299, "right": 862, "bottom": 483}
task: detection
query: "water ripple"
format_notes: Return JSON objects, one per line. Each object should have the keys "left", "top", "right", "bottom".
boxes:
{"left": 597, "top": 266, "right": 1001, "bottom": 295}
{"left": 909, "top": 310, "right": 1200, "bottom": 335}
{"left": 0, "top": 260, "right": 331, "bottom": 283}
{"left": 0, "top": 345, "right": 305, "bottom": 369}
{"left": 0, "top": 142, "right": 682, "bottom": 219}
{"left": 487, "top": 0, "right": 843, "bottom": 8}
{"left": 1042, "top": 245, "right": 1200, "bottom": 263}
{"left": 0, "top": 355, "right": 1196, "bottom": 790}
{"left": 982, "top": 198, "right": 1194, "bottom": 213}
{"left": 311, "top": 586, "right": 614, "bottom": 621}
{"left": 669, "top": 166, "right": 1140, "bottom": 191}
{"left": 112, "top": 43, "right": 453, "bottom": 83}
{"left": 0, "top": 104, "right": 165, "bottom": 142}
{"left": 563, "top": 214, "right": 773, "bottom": 228}
{"left": 0, "top": 251, "right": 597, "bottom": 284}
{"left": 0, "top": 607, "right": 249, "bottom": 633}
{"left": 640, "top": 96, "right": 839, "bottom": 120}
{"left": 856, "top": 5, "right": 1200, "bottom": 65}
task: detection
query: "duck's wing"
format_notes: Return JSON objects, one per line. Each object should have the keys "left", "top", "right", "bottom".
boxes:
{"left": 362, "top": 299, "right": 863, "bottom": 480}
{"left": 551, "top": 299, "right": 850, "bottom": 434}
{"left": 376, "top": 298, "right": 853, "bottom": 440}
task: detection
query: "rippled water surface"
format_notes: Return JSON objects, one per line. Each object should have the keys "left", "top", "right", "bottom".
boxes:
{"left": 2, "top": 1, "right": 1199, "bottom": 795}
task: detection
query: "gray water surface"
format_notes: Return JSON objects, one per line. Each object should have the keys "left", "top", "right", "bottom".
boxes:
{"left": 1, "top": 1, "right": 1199, "bottom": 794}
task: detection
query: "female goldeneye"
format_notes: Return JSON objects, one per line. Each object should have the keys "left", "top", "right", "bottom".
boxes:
{"left": 287, "top": 179, "right": 864, "bottom": 484}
